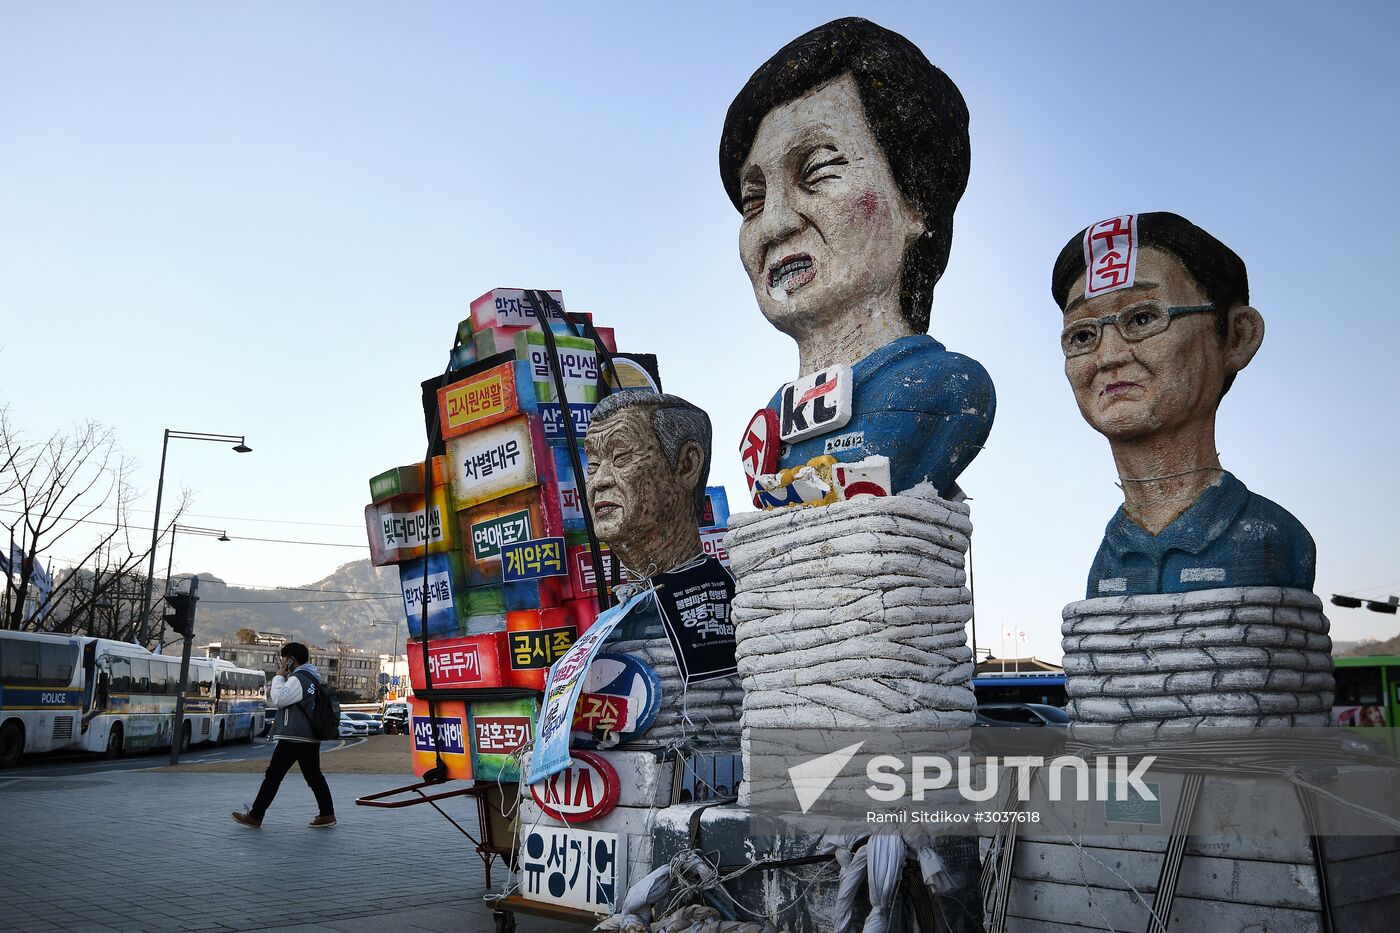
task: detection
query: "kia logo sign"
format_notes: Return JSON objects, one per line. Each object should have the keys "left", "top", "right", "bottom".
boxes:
{"left": 529, "top": 750, "right": 620, "bottom": 823}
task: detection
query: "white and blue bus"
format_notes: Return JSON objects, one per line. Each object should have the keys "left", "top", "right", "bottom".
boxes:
{"left": 78, "top": 640, "right": 267, "bottom": 757}
{"left": 207, "top": 658, "right": 266, "bottom": 745}
{"left": 0, "top": 630, "right": 86, "bottom": 767}
{"left": 78, "top": 638, "right": 186, "bottom": 756}
{"left": 1, "top": 634, "right": 267, "bottom": 764}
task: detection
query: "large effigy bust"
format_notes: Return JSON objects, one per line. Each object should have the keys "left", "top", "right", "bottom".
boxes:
{"left": 1050, "top": 211, "right": 1330, "bottom": 738}
{"left": 721, "top": 17, "right": 992, "bottom": 741}
{"left": 719, "top": 16, "right": 994, "bottom": 500}
{"left": 986, "top": 213, "right": 1392, "bottom": 933}
{"left": 1051, "top": 211, "right": 1315, "bottom": 598}
{"left": 717, "top": 22, "right": 993, "bottom": 929}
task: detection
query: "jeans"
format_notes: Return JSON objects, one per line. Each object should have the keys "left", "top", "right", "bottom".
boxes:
{"left": 250, "top": 740, "right": 334, "bottom": 818}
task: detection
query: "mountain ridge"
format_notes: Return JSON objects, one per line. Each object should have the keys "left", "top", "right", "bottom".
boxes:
{"left": 182, "top": 559, "right": 404, "bottom": 656}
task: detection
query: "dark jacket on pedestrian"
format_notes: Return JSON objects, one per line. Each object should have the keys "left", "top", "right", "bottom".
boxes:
{"left": 269, "top": 662, "right": 326, "bottom": 744}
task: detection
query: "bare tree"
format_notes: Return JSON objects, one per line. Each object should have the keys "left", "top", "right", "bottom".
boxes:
{"left": 0, "top": 408, "right": 185, "bottom": 642}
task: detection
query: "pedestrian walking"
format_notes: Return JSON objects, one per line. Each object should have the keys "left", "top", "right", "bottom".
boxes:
{"left": 231, "top": 642, "right": 337, "bottom": 828}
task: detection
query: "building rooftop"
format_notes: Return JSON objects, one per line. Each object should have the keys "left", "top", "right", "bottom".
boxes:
{"left": 975, "top": 656, "right": 1064, "bottom": 676}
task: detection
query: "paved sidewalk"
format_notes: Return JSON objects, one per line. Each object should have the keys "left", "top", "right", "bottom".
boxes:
{"left": 0, "top": 768, "right": 581, "bottom": 932}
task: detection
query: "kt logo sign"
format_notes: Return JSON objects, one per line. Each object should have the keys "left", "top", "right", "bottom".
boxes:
{"left": 777, "top": 364, "right": 853, "bottom": 443}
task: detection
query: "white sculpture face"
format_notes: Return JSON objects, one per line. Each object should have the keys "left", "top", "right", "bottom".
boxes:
{"left": 738, "top": 74, "right": 924, "bottom": 343}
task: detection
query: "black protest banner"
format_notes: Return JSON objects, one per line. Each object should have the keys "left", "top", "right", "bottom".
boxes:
{"left": 652, "top": 556, "right": 737, "bottom": 684}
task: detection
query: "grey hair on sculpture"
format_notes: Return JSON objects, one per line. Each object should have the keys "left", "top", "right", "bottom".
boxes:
{"left": 590, "top": 390, "right": 712, "bottom": 518}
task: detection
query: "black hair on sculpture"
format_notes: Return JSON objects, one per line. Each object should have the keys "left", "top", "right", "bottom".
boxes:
{"left": 719, "top": 17, "right": 970, "bottom": 335}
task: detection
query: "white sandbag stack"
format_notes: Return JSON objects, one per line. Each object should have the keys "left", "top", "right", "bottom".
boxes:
{"left": 1061, "top": 587, "right": 1333, "bottom": 741}
{"left": 725, "top": 485, "right": 976, "bottom": 795}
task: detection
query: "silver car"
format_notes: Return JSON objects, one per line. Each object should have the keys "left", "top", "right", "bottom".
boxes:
{"left": 338, "top": 716, "right": 369, "bottom": 738}
{"left": 342, "top": 711, "right": 382, "bottom": 735}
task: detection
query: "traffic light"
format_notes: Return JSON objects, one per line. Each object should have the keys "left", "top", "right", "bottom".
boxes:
{"left": 164, "top": 593, "right": 197, "bottom": 638}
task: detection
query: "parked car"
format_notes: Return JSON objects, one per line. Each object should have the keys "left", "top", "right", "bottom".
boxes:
{"left": 338, "top": 716, "right": 370, "bottom": 739}
{"left": 382, "top": 703, "right": 410, "bottom": 734}
{"left": 343, "top": 711, "right": 382, "bottom": 735}
{"left": 972, "top": 703, "right": 1070, "bottom": 756}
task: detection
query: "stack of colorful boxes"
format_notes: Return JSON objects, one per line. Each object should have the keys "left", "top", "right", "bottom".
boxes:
{"left": 365, "top": 287, "right": 668, "bottom": 782}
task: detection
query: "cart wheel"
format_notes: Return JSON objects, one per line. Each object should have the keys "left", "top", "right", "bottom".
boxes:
{"left": 493, "top": 911, "right": 516, "bottom": 933}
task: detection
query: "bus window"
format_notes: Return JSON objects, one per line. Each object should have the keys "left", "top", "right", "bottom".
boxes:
{"left": 1335, "top": 667, "right": 1383, "bottom": 705}
{"left": 38, "top": 644, "right": 76, "bottom": 685}
{"left": 129, "top": 659, "right": 150, "bottom": 695}
{"left": 2, "top": 640, "right": 40, "bottom": 683}
{"left": 166, "top": 661, "right": 181, "bottom": 696}
{"left": 110, "top": 658, "right": 131, "bottom": 694}
{"left": 149, "top": 662, "right": 170, "bottom": 697}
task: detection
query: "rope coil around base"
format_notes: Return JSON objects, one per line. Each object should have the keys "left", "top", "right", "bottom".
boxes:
{"left": 1062, "top": 587, "right": 1334, "bottom": 740}
{"left": 726, "top": 487, "right": 977, "bottom": 747}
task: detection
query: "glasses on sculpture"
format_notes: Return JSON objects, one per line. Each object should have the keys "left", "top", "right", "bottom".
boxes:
{"left": 1061, "top": 302, "right": 1216, "bottom": 358}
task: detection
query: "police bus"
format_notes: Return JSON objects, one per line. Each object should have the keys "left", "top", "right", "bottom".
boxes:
{"left": 0, "top": 630, "right": 86, "bottom": 767}
{"left": 206, "top": 657, "right": 266, "bottom": 745}
{"left": 77, "top": 640, "right": 265, "bottom": 758}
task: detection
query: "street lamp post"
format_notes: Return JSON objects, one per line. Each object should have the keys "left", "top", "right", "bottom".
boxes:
{"left": 137, "top": 430, "right": 250, "bottom": 647}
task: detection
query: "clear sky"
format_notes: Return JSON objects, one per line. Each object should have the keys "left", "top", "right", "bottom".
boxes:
{"left": 3, "top": 2, "right": 1397, "bottom": 661}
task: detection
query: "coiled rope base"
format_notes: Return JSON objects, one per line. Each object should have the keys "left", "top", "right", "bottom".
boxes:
{"left": 725, "top": 485, "right": 977, "bottom": 799}
{"left": 1062, "top": 587, "right": 1334, "bottom": 742}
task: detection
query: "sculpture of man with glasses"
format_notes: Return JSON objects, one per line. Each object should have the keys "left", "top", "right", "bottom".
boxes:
{"left": 1051, "top": 211, "right": 1314, "bottom": 597}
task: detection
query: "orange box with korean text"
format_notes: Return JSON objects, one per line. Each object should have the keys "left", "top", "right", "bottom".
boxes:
{"left": 408, "top": 698, "right": 472, "bottom": 780}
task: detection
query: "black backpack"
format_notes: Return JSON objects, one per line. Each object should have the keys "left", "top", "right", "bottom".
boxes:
{"left": 295, "top": 671, "right": 341, "bottom": 741}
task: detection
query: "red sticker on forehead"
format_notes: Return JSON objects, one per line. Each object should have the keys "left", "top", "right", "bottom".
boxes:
{"left": 1084, "top": 215, "right": 1138, "bottom": 299}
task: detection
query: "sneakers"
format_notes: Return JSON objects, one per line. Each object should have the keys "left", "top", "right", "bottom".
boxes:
{"left": 230, "top": 810, "right": 262, "bottom": 828}
{"left": 309, "top": 815, "right": 337, "bottom": 828}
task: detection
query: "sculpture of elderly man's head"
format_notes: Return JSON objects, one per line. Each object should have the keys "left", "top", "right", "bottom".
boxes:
{"left": 721, "top": 17, "right": 969, "bottom": 373}
{"left": 1051, "top": 212, "right": 1314, "bottom": 596}
{"left": 721, "top": 18, "right": 993, "bottom": 501}
{"left": 583, "top": 391, "right": 711, "bottom": 578}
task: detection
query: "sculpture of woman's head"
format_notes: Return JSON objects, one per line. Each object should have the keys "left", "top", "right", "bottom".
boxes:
{"left": 720, "top": 17, "right": 970, "bottom": 340}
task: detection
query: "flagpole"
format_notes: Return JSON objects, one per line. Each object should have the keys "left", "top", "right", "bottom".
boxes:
{"left": 2, "top": 525, "right": 13, "bottom": 625}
